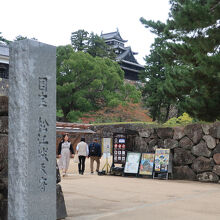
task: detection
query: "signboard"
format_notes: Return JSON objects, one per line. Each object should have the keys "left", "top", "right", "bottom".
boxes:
{"left": 113, "top": 133, "right": 127, "bottom": 164}
{"left": 139, "top": 153, "right": 154, "bottom": 175}
{"left": 154, "top": 149, "right": 170, "bottom": 172}
{"left": 124, "top": 152, "right": 141, "bottom": 174}
{"left": 102, "top": 138, "right": 112, "bottom": 159}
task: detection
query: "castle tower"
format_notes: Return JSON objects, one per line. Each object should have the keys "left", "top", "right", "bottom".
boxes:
{"left": 101, "top": 30, "right": 144, "bottom": 81}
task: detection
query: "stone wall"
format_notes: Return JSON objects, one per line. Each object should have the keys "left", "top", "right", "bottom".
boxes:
{"left": 0, "top": 96, "right": 8, "bottom": 219}
{"left": 86, "top": 122, "right": 220, "bottom": 183}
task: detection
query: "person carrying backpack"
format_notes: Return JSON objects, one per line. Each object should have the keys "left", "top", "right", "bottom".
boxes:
{"left": 88, "top": 138, "right": 102, "bottom": 174}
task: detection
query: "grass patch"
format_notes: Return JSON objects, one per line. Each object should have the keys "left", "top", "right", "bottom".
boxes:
{"left": 92, "top": 121, "right": 158, "bottom": 126}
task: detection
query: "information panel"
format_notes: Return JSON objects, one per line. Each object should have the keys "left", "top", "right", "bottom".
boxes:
{"left": 139, "top": 153, "right": 155, "bottom": 175}
{"left": 102, "top": 138, "right": 112, "bottom": 158}
{"left": 154, "top": 149, "right": 170, "bottom": 172}
{"left": 113, "top": 133, "right": 127, "bottom": 164}
{"left": 124, "top": 152, "right": 141, "bottom": 174}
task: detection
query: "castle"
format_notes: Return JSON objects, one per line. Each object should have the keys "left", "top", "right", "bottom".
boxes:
{"left": 101, "top": 30, "right": 144, "bottom": 81}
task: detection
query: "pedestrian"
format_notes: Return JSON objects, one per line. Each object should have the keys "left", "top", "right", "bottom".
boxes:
{"left": 58, "top": 134, "right": 74, "bottom": 177}
{"left": 76, "top": 137, "right": 89, "bottom": 175}
{"left": 89, "top": 138, "right": 102, "bottom": 174}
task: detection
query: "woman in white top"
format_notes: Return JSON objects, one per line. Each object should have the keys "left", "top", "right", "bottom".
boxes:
{"left": 76, "top": 137, "right": 89, "bottom": 175}
{"left": 58, "top": 134, "right": 74, "bottom": 176}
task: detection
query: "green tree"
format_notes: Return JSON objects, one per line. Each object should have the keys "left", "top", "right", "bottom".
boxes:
{"left": 87, "top": 32, "right": 108, "bottom": 57}
{"left": 139, "top": 19, "right": 179, "bottom": 122}
{"left": 57, "top": 45, "right": 140, "bottom": 121}
{"left": 0, "top": 32, "right": 9, "bottom": 45}
{"left": 70, "top": 29, "right": 89, "bottom": 52}
{"left": 141, "top": 0, "right": 220, "bottom": 121}
{"left": 87, "top": 32, "right": 116, "bottom": 59}
{"left": 120, "top": 83, "right": 141, "bottom": 104}
{"left": 14, "top": 35, "right": 28, "bottom": 41}
{"left": 139, "top": 36, "right": 176, "bottom": 122}
{"left": 71, "top": 29, "right": 116, "bottom": 59}
{"left": 14, "top": 35, "right": 38, "bottom": 41}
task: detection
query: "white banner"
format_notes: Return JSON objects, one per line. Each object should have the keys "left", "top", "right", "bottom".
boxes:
{"left": 102, "top": 138, "right": 112, "bottom": 158}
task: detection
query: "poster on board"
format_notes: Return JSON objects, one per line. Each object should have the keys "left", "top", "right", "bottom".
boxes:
{"left": 139, "top": 153, "right": 155, "bottom": 175}
{"left": 124, "top": 152, "right": 141, "bottom": 174}
{"left": 154, "top": 149, "right": 170, "bottom": 172}
{"left": 102, "top": 138, "right": 112, "bottom": 159}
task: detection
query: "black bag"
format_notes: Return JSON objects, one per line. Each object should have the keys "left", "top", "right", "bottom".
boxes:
{"left": 56, "top": 162, "right": 61, "bottom": 183}
{"left": 90, "top": 143, "right": 98, "bottom": 156}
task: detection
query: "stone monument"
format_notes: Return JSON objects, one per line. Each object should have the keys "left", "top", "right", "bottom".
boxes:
{"left": 56, "top": 162, "right": 67, "bottom": 219}
{"left": 8, "top": 40, "right": 56, "bottom": 219}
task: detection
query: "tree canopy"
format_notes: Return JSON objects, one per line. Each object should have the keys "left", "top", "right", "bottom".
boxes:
{"left": 0, "top": 33, "right": 37, "bottom": 45}
{"left": 139, "top": 37, "right": 175, "bottom": 122}
{"left": 0, "top": 32, "right": 9, "bottom": 45}
{"left": 141, "top": 0, "right": 220, "bottom": 121}
{"left": 57, "top": 45, "right": 141, "bottom": 121}
{"left": 70, "top": 29, "right": 115, "bottom": 59}
{"left": 71, "top": 29, "right": 89, "bottom": 52}
{"left": 14, "top": 35, "right": 37, "bottom": 41}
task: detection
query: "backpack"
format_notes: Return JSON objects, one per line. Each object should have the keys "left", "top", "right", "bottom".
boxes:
{"left": 90, "top": 143, "right": 98, "bottom": 156}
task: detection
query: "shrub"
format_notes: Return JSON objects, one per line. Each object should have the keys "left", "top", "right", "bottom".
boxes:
{"left": 164, "top": 113, "right": 193, "bottom": 126}
{"left": 67, "top": 110, "right": 83, "bottom": 122}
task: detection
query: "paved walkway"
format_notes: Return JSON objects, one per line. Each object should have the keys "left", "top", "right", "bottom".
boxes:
{"left": 60, "top": 159, "right": 220, "bottom": 220}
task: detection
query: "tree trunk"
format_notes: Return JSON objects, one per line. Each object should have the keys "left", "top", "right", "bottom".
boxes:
{"left": 165, "top": 104, "right": 170, "bottom": 122}
{"left": 62, "top": 107, "right": 70, "bottom": 121}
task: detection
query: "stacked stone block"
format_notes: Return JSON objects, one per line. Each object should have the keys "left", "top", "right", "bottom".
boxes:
{"left": 89, "top": 122, "right": 220, "bottom": 183}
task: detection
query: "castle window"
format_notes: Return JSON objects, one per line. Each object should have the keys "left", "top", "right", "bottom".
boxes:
{"left": 0, "top": 64, "right": 9, "bottom": 79}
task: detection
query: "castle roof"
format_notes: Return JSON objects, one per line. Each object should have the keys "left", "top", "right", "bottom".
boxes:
{"left": 116, "top": 47, "right": 143, "bottom": 68}
{"left": 101, "top": 31, "right": 127, "bottom": 43}
{"left": 0, "top": 45, "right": 9, "bottom": 64}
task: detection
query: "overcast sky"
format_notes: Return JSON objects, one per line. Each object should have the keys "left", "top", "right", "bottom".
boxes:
{"left": 1, "top": 0, "right": 170, "bottom": 65}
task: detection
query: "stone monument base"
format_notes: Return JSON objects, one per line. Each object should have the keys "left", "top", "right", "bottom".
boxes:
{"left": 57, "top": 184, "right": 67, "bottom": 219}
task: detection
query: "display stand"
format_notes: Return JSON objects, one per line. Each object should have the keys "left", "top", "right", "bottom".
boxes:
{"left": 124, "top": 152, "right": 141, "bottom": 177}
{"left": 110, "top": 133, "right": 127, "bottom": 176}
{"left": 139, "top": 153, "right": 155, "bottom": 177}
{"left": 152, "top": 149, "right": 172, "bottom": 180}
{"left": 102, "top": 157, "right": 111, "bottom": 174}
{"left": 101, "top": 138, "right": 112, "bottom": 174}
